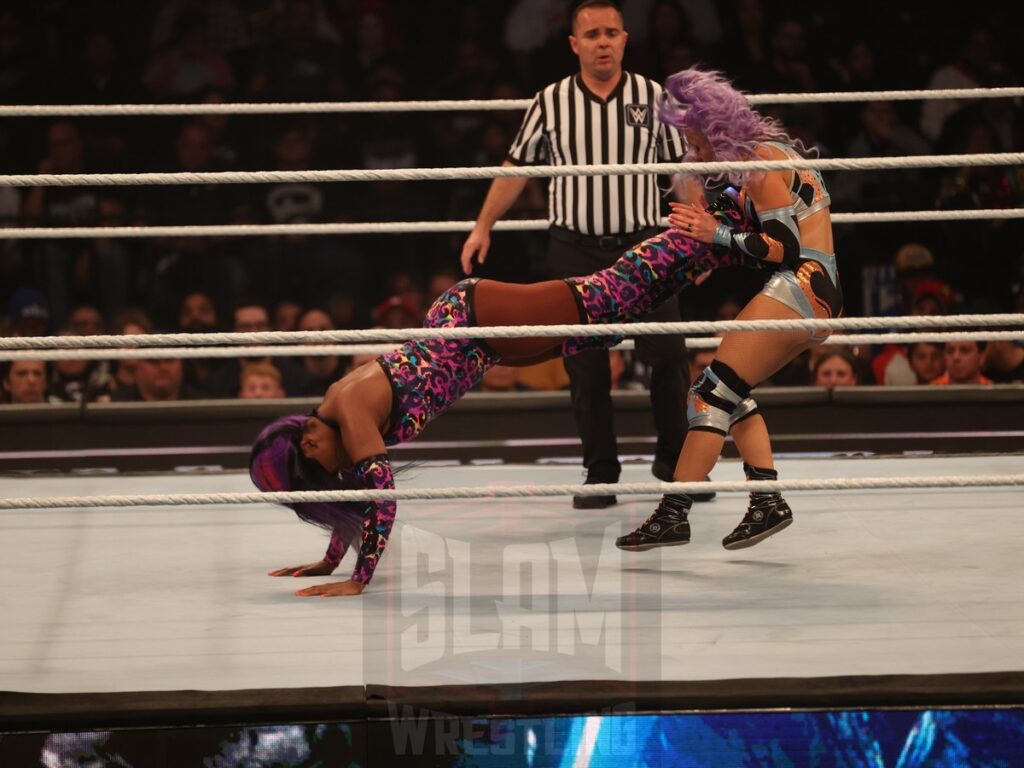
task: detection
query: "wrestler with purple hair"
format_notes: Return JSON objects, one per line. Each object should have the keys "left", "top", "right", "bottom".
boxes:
{"left": 249, "top": 195, "right": 760, "bottom": 597}
{"left": 617, "top": 68, "right": 843, "bottom": 553}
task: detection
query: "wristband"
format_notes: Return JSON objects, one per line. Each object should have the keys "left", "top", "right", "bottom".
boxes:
{"left": 712, "top": 224, "right": 732, "bottom": 248}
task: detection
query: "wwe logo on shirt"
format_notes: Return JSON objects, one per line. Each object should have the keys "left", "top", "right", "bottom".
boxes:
{"left": 625, "top": 104, "right": 650, "bottom": 127}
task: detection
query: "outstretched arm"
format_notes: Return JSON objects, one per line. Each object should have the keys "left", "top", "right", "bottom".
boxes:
{"left": 295, "top": 371, "right": 393, "bottom": 597}
{"left": 461, "top": 163, "right": 530, "bottom": 275}
{"left": 294, "top": 453, "right": 394, "bottom": 598}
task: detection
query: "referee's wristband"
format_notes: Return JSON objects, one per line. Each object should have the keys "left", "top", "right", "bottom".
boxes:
{"left": 712, "top": 224, "right": 732, "bottom": 248}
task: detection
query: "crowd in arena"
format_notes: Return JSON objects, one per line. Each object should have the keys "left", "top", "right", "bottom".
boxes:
{"left": 1, "top": 0, "right": 1022, "bottom": 403}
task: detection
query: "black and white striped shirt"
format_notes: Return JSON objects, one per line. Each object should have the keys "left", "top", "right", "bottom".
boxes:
{"left": 507, "top": 72, "right": 684, "bottom": 236}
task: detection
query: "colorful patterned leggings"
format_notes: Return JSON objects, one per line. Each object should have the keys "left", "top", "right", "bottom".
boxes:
{"left": 377, "top": 222, "right": 744, "bottom": 447}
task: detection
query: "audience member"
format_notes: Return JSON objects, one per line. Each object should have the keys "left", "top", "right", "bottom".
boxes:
{"left": 65, "top": 304, "right": 105, "bottom": 336}
{"left": 426, "top": 267, "right": 461, "bottom": 301}
{"left": 823, "top": 38, "right": 886, "bottom": 149}
{"left": 202, "top": 298, "right": 311, "bottom": 397}
{"left": 931, "top": 341, "right": 992, "bottom": 385}
{"left": 871, "top": 344, "right": 917, "bottom": 386}
{"left": 0, "top": 13, "right": 35, "bottom": 103}
{"left": 829, "top": 100, "right": 933, "bottom": 211}
{"left": 109, "top": 307, "right": 154, "bottom": 394}
{"left": 47, "top": 331, "right": 114, "bottom": 403}
{"left": 144, "top": 7, "right": 235, "bottom": 99}
{"left": 294, "top": 308, "right": 346, "bottom": 397}
{"left": 250, "top": 0, "right": 349, "bottom": 102}
{"left": 717, "top": 0, "right": 767, "bottom": 90}
{"left": 179, "top": 290, "right": 218, "bottom": 333}
{"left": 907, "top": 341, "right": 945, "bottom": 384}
{"left": 920, "top": 23, "right": 1011, "bottom": 144}
{"left": 813, "top": 349, "right": 860, "bottom": 387}
{"left": 239, "top": 362, "right": 286, "bottom": 399}
{"left": 111, "top": 356, "right": 202, "bottom": 402}
{"left": 273, "top": 300, "right": 304, "bottom": 333}
{"left": 1, "top": 360, "right": 48, "bottom": 404}
{"left": 984, "top": 340, "right": 1024, "bottom": 383}
{"left": 7, "top": 288, "right": 50, "bottom": 337}
{"left": 177, "top": 290, "right": 222, "bottom": 394}
{"left": 21, "top": 121, "right": 99, "bottom": 325}
{"left": 910, "top": 279, "right": 955, "bottom": 317}
{"left": 373, "top": 296, "right": 420, "bottom": 329}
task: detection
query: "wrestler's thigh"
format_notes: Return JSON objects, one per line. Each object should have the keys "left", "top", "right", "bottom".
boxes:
{"left": 713, "top": 294, "right": 817, "bottom": 386}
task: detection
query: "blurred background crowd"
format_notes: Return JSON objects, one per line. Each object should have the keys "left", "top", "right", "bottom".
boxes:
{"left": 1, "top": 0, "right": 1022, "bottom": 404}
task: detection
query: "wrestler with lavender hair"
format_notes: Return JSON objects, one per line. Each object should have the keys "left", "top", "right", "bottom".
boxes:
{"left": 248, "top": 193, "right": 764, "bottom": 597}
{"left": 618, "top": 68, "right": 843, "bottom": 553}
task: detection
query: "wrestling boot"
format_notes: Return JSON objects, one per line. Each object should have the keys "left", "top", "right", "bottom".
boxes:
{"left": 721, "top": 464, "right": 793, "bottom": 550}
{"left": 616, "top": 494, "right": 692, "bottom": 551}
{"left": 652, "top": 459, "right": 717, "bottom": 502}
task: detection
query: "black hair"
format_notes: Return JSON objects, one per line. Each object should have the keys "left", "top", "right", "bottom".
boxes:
{"left": 572, "top": 0, "right": 623, "bottom": 30}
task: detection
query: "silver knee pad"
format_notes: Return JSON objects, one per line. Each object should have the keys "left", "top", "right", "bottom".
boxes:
{"left": 729, "top": 398, "right": 759, "bottom": 428}
{"left": 687, "top": 366, "right": 746, "bottom": 435}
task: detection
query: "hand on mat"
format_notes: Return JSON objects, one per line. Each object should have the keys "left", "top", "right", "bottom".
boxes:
{"left": 295, "top": 579, "right": 365, "bottom": 597}
{"left": 268, "top": 559, "right": 337, "bottom": 577}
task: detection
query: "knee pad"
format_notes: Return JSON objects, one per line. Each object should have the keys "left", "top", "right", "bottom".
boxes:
{"left": 687, "top": 360, "right": 752, "bottom": 436}
{"left": 729, "top": 397, "right": 760, "bottom": 428}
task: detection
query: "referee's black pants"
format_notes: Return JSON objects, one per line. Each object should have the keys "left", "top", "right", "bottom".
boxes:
{"left": 547, "top": 229, "right": 690, "bottom": 483}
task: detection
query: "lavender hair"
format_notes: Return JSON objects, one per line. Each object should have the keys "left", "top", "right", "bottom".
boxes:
{"left": 660, "top": 68, "right": 809, "bottom": 187}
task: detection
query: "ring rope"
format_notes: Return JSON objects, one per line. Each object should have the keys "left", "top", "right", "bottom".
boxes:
{"left": 2, "top": 208, "right": 1021, "bottom": 240}
{"left": 1, "top": 475, "right": 1021, "bottom": 510}
{"left": 0, "top": 86, "right": 1021, "bottom": 117}
{"left": 1, "top": 315, "right": 1020, "bottom": 351}
{"left": 4, "top": 153, "right": 1022, "bottom": 188}
{"left": 2, "top": 331, "right": 1021, "bottom": 363}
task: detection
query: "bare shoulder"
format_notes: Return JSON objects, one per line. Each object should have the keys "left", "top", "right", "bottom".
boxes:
{"left": 752, "top": 142, "right": 788, "bottom": 161}
{"left": 747, "top": 142, "right": 792, "bottom": 200}
{"left": 329, "top": 362, "right": 385, "bottom": 400}
{"left": 331, "top": 360, "right": 393, "bottom": 429}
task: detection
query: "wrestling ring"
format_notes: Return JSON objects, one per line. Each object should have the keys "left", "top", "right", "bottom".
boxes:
{"left": 0, "top": 87, "right": 1022, "bottom": 759}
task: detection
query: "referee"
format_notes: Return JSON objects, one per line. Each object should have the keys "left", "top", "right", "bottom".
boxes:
{"left": 461, "top": 0, "right": 712, "bottom": 508}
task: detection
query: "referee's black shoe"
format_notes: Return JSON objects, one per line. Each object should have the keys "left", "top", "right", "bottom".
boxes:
{"left": 651, "top": 459, "right": 716, "bottom": 502}
{"left": 572, "top": 476, "right": 617, "bottom": 509}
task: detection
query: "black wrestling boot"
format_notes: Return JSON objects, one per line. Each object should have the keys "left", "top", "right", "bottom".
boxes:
{"left": 616, "top": 494, "right": 692, "bottom": 551}
{"left": 722, "top": 464, "right": 793, "bottom": 550}
{"left": 652, "top": 459, "right": 717, "bottom": 502}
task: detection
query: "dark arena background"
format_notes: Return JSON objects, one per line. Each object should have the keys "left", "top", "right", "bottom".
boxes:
{"left": 1, "top": 1, "right": 1022, "bottom": 765}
